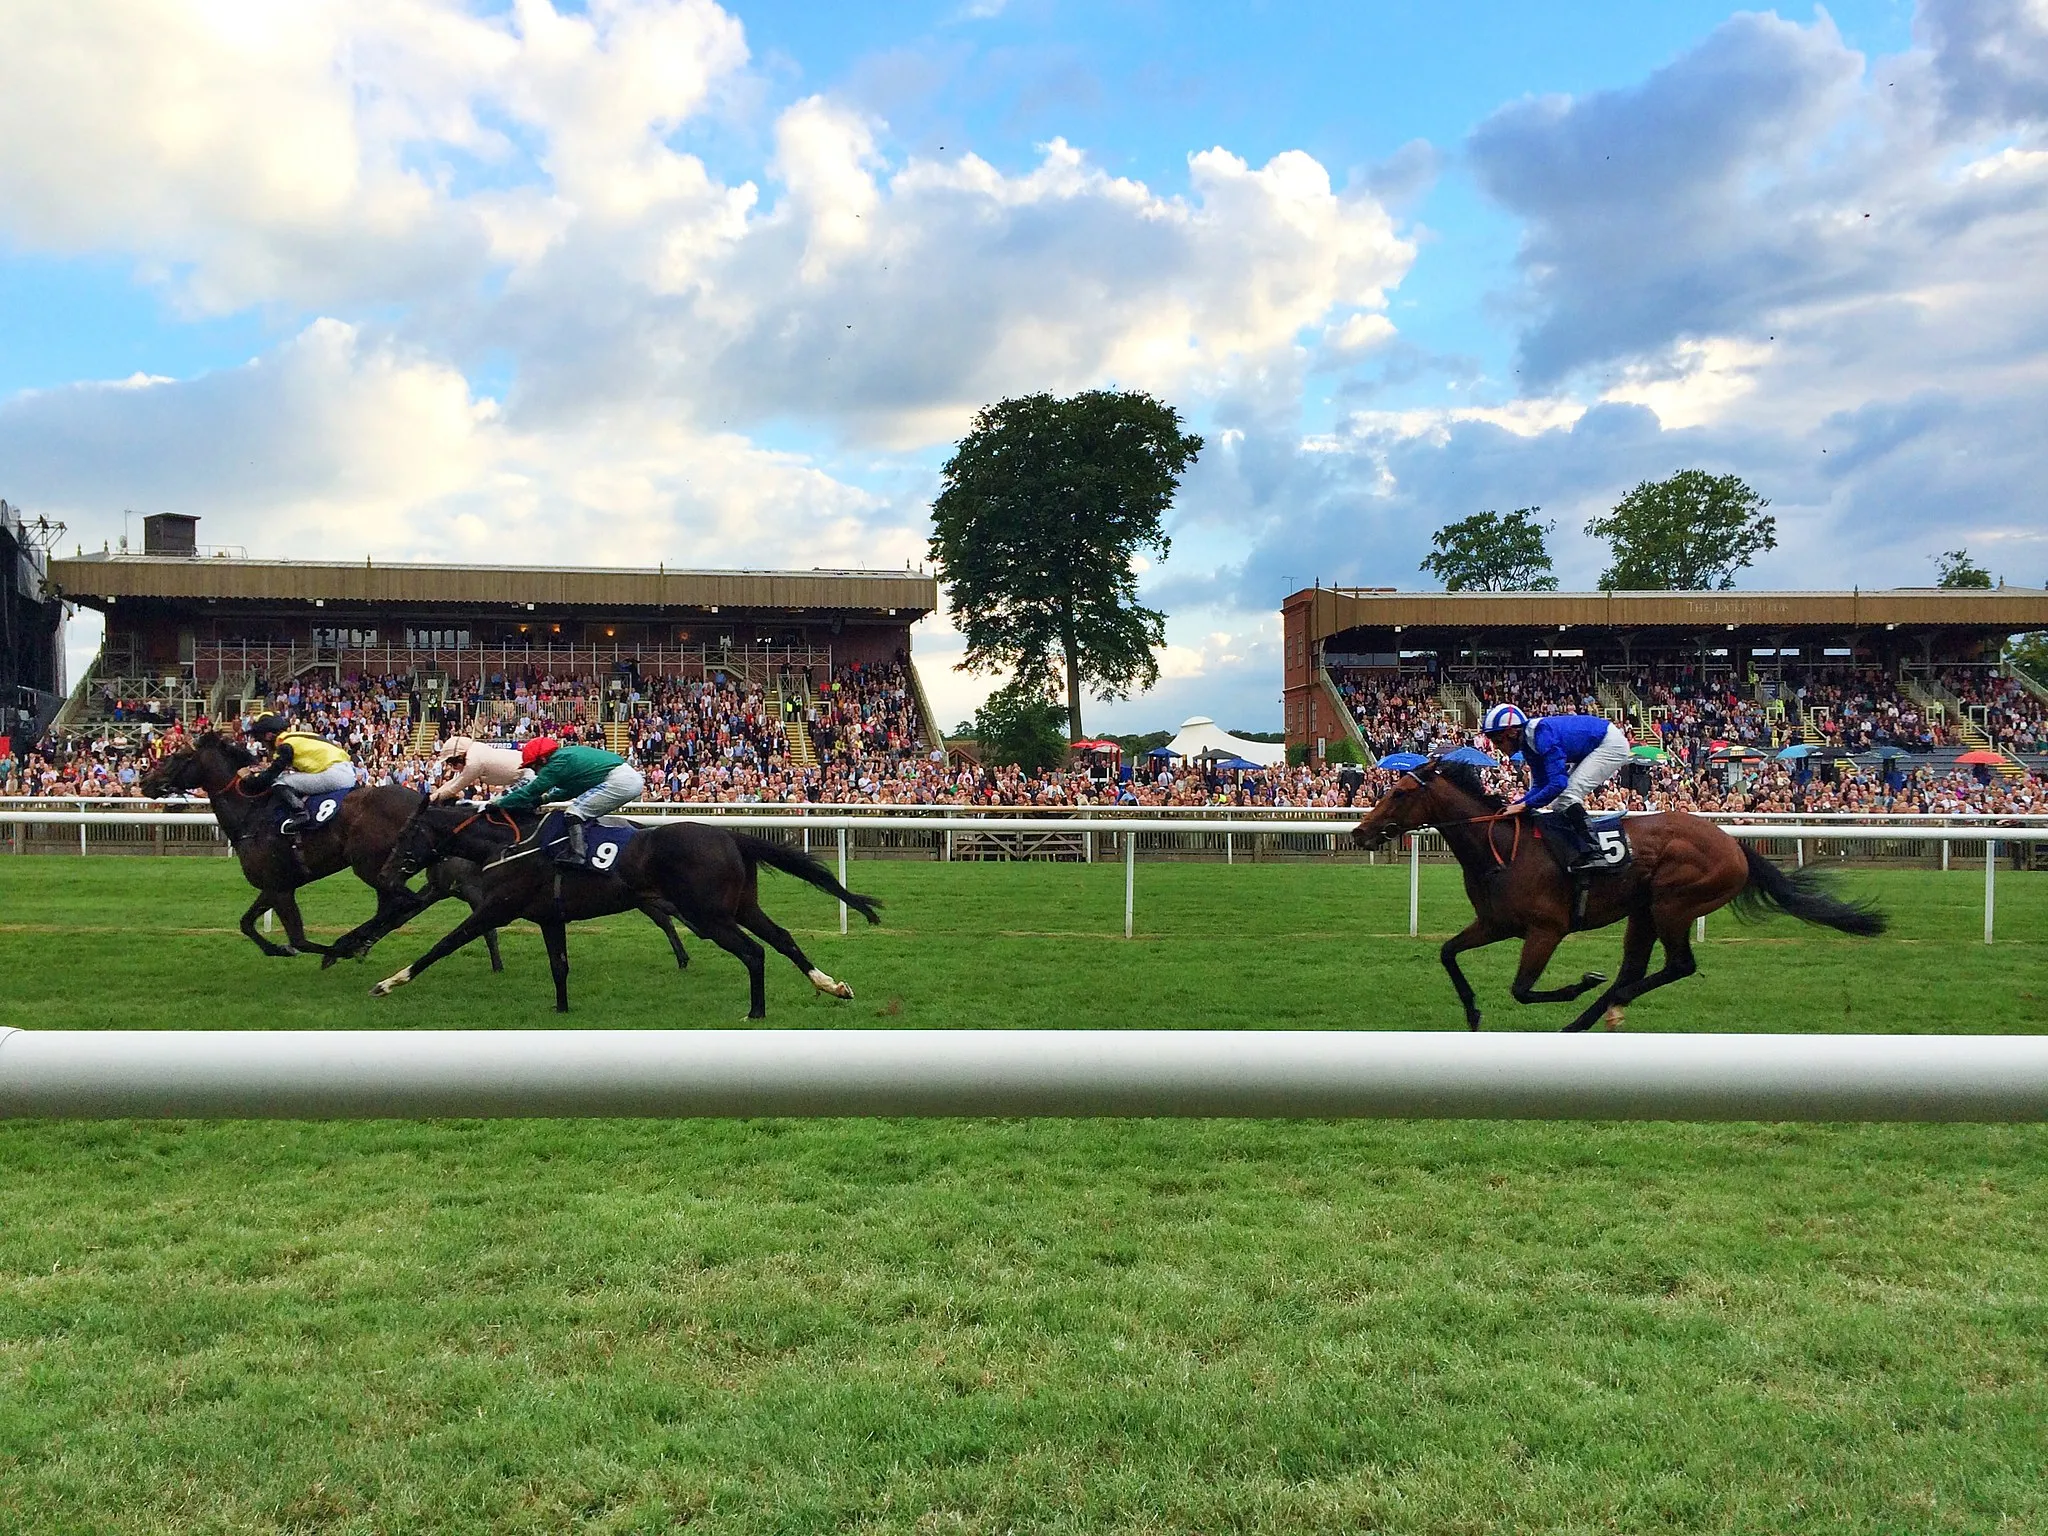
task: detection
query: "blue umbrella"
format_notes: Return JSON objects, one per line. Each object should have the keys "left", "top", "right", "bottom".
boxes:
{"left": 1377, "top": 752, "right": 1428, "bottom": 771}
{"left": 1776, "top": 743, "right": 1814, "bottom": 760}
{"left": 1146, "top": 746, "right": 1182, "bottom": 759}
{"left": 1210, "top": 755, "right": 1263, "bottom": 771}
{"left": 1439, "top": 746, "right": 1499, "bottom": 767}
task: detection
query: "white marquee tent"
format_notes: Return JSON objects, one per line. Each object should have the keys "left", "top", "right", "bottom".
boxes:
{"left": 1161, "top": 717, "right": 1288, "bottom": 768}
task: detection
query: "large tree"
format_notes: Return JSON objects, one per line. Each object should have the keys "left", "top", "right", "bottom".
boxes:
{"left": 929, "top": 390, "right": 1203, "bottom": 739}
{"left": 1419, "top": 508, "right": 1559, "bottom": 590}
{"left": 971, "top": 681, "right": 1071, "bottom": 775}
{"left": 1935, "top": 549, "right": 1994, "bottom": 588}
{"left": 1586, "top": 470, "right": 1776, "bottom": 590}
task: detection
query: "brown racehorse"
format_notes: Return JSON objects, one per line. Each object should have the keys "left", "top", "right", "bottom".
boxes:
{"left": 139, "top": 731, "right": 688, "bottom": 971}
{"left": 1352, "top": 758, "right": 1885, "bottom": 1033}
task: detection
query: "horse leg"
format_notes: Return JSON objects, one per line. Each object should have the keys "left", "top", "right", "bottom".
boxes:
{"left": 638, "top": 900, "right": 690, "bottom": 970}
{"left": 371, "top": 902, "right": 511, "bottom": 996}
{"left": 484, "top": 926, "right": 504, "bottom": 973}
{"left": 239, "top": 892, "right": 297, "bottom": 958}
{"left": 540, "top": 918, "right": 571, "bottom": 1013}
{"left": 1563, "top": 909, "right": 1658, "bottom": 1033}
{"left": 1508, "top": 926, "right": 1608, "bottom": 1006}
{"left": 1566, "top": 910, "right": 1699, "bottom": 1033}
{"left": 1440, "top": 918, "right": 1504, "bottom": 1031}
{"left": 269, "top": 887, "right": 331, "bottom": 957}
{"left": 324, "top": 885, "right": 434, "bottom": 968}
{"left": 700, "top": 919, "right": 768, "bottom": 1019}
{"left": 741, "top": 899, "right": 853, "bottom": 1000}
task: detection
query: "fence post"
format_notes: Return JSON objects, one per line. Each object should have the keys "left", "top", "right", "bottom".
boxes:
{"left": 1795, "top": 838, "right": 1804, "bottom": 869}
{"left": 1985, "top": 838, "right": 1996, "bottom": 945}
{"left": 1124, "top": 830, "right": 1136, "bottom": 940}
{"left": 1942, "top": 837, "right": 1950, "bottom": 872}
{"left": 1408, "top": 835, "right": 1420, "bottom": 938}
{"left": 1226, "top": 831, "right": 1233, "bottom": 866}
{"left": 945, "top": 828, "right": 953, "bottom": 863}
{"left": 1695, "top": 915, "right": 1707, "bottom": 944}
{"left": 80, "top": 822, "right": 87, "bottom": 857}
{"left": 838, "top": 827, "right": 848, "bottom": 936}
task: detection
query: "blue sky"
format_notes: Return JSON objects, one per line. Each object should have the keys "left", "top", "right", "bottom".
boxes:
{"left": 1, "top": 0, "right": 2040, "bottom": 730}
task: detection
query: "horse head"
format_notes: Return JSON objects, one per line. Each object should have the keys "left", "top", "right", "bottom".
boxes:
{"left": 141, "top": 731, "right": 254, "bottom": 797}
{"left": 1351, "top": 758, "right": 1500, "bottom": 849}
{"left": 382, "top": 799, "right": 453, "bottom": 884}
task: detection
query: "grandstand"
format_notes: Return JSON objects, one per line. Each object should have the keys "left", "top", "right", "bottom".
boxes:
{"left": 0, "top": 500, "right": 65, "bottom": 753}
{"left": 1284, "top": 585, "right": 2048, "bottom": 779}
{"left": 40, "top": 518, "right": 943, "bottom": 796}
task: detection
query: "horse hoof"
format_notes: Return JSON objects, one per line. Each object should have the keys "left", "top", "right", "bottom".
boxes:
{"left": 275, "top": 946, "right": 298, "bottom": 959}
{"left": 1581, "top": 972, "right": 1606, "bottom": 987}
{"left": 319, "top": 951, "right": 341, "bottom": 970}
{"left": 1603, "top": 1006, "right": 1627, "bottom": 1033}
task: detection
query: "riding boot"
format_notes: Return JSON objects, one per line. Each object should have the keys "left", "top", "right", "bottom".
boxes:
{"left": 1561, "top": 802, "right": 1596, "bottom": 871}
{"left": 565, "top": 814, "right": 590, "bottom": 865}
{"left": 274, "top": 784, "right": 308, "bottom": 835}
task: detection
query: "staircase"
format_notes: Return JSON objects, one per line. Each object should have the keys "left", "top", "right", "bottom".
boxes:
{"left": 1316, "top": 666, "right": 1374, "bottom": 763}
{"left": 1594, "top": 678, "right": 1633, "bottom": 735}
{"left": 1439, "top": 678, "right": 1480, "bottom": 729}
{"left": 779, "top": 677, "right": 819, "bottom": 769}
{"left": 411, "top": 716, "right": 441, "bottom": 756}
{"left": 1909, "top": 673, "right": 2025, "bottom": 778}
{"left": 603, "top": 720, "right": 631, "bottom": 754}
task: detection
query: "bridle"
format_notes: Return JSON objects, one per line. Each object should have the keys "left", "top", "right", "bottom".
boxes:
{"left": 1380, "top": 767, "right": 1524, "bottom": 868}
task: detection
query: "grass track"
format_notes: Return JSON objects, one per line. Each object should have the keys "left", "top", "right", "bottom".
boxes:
{"left": 1, "top": 856, "right": 2045, "bottom": 1533}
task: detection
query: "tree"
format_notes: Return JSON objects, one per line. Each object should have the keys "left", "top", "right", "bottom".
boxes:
{"left": 971, "top": 682, "right": 1071, "bottom": 775}
{"left": 2007, "top": 632, "right": 2048, "bottom": 687}
{"left": 1935, "top": 549, "right": 1994, "bottom": 588}
{"left": 1419, "top": 508, "right": 1559, "bottom": 591}
{"left": 929, "top": 390, "right": 1203, "bottom": 739}
{"left": 1585, "top": 471, "right": 1776, "bottom": 590}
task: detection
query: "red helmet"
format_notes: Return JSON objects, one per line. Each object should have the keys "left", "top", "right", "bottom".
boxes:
{"left": 520, "top": 736, "right": 561, "bottom": 768}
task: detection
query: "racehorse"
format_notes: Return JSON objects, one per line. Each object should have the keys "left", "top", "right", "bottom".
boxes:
{"left": 139, "top": 731, "right": 688, "bottom": 971}
{"left": 1352, "top": 758, "right": 1886, "bottom": 1033}
{"left": 372, "top": 802, "right": 883, "bottom": 1016}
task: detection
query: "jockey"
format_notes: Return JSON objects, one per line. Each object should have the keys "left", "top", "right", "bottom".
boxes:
{"left": 429, "top": 735, "right": 527, "bottom": 804}
{"left": 1479, "top": 703, "right": 1632, "bottom": 871}
{"left": 491, "top": 735, "right": 645, "bottom": 862}
{"left": 244, "top": 713, "right": 356, "bottom": 834}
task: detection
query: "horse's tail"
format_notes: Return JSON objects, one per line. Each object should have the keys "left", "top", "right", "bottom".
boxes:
{"left": 1731, "top": 846, "right": 1887, "bottom": 936}
{"left": 729, "top": 832, "right": 883, "bottom": 925}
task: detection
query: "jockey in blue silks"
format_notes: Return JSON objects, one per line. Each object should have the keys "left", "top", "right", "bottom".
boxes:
{"left": 1479, "top": 704, "right": 1633, "bottom": 871}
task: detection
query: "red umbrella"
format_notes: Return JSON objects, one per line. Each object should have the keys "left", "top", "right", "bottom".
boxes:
{"left": 1955, "top": 750, "right": 2007, "bottom": 765}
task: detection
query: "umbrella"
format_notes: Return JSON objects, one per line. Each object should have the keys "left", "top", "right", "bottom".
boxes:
{"left": 1146, "top": 746, "right": 1182, "bottom": 759}
{"left": 1439, "top": 746, "right": 1498, "bottom": 767}
{"left": 1630, "top": 743, "right": 1670, "bottom": 762}
{"left": 1710, "top": 745, "right": 1766, "bottom": 761}
{"left": 1776, "top": 744, "right": 1814, "bottom": 760}
{"left": 1377, "top": 752, "right": 1428, "bottom": 771}
{"left": 1070, "top": 738, "right": 1121, "bottom": 752}
{"left": 1955, "top": 750, "right": 2007, "bottom": 765}
{"left": 1210, "top": 756, "right": 1262, "bottom": 771}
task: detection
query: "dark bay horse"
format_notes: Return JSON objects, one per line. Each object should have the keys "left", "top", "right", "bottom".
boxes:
{"left": 142, "top": 731, "right": 464, "bottom": 961}
{"left": 140, "top": 732, "right": 687, "bottom": 970}
{"left": 1352, "top": 759, "right": 1885, "bottom": 1032}
{"left": 372, "top": 803, "right": 882, "bottom": 1016}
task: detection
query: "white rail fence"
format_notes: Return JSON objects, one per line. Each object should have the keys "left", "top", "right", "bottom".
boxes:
{"left": 2, "top": 806, "right": 2042, "bottom": 944}
{"left": 4, "top": 1027, "right": 2047, "bottom": 1122}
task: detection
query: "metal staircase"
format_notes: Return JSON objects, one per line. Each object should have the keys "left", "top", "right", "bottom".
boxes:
{"left": 1316, "top": 665, "right": 1374, "bottom": 763}
{"left": 777, "top": 677, "right": 819, "bottom": 769}
{"left": 1909, "top": 673, "right": 2025, "bottom": 778}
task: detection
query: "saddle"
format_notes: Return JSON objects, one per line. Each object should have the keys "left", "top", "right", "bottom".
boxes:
{"left": 534, "top": 809, "right": 641, "bottom": 871}
{"left": 1533, "top": 811, "right": 1632, "bottom": 930}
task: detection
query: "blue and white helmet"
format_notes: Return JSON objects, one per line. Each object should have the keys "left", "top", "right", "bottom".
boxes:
{"left": 1481, "top": 703, "right": 1528, "bottom": 735}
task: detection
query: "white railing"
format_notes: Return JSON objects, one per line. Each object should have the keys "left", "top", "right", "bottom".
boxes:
{"left": 1, "top": 807, "right": 2040, "bottom": 944}
{"left": 5, "top": 1027, "right": 2047, "bottom": 1123}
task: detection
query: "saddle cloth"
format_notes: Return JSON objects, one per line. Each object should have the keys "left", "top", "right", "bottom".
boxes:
{"left": 280, "top": 784, "right": 355, "bottom": 833}
{"left": 1574, "top": 812, "right": 1633, "bottom": 874}
{"left": 535, "top": 809, "right": 642, "bottom": 871}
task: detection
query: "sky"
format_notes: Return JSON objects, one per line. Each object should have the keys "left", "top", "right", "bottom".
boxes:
{"left": 2, "top": 0, "right": 2044, "bottom": 733}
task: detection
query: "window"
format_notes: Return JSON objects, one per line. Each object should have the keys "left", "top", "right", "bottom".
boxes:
{"left": 406, "top": 628, "right": 470, "bottom": 648}
{"left": 312, "top": 626, "right": 378, "bottom": 648}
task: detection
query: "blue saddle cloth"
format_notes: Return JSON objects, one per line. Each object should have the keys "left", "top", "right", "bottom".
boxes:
{"left": 535, "top": 809, "right": 641, "bottom": 871}
{"left": 1581, "top": 812, "right": 1633, "bottom": 872}
{"left": 280, "top": 784, "right": 355, "bottom": 833}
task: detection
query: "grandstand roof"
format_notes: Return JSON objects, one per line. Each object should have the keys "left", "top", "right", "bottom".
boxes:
{"left": 48, "top": 553, "right": 938, "bottom": 618}
{"left": 1286, "top": 586, "right": 2048, "bottom": 638}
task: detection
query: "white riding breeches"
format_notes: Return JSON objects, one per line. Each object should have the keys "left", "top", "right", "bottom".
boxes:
{"left": 569, "top": 763, "right": 645, "bottom": 820}
{"left": 277, "top": 763, "right": 356, "bottom": 796}
{"left": 1554, "top": 724, "right": 1632, "bottom": 811}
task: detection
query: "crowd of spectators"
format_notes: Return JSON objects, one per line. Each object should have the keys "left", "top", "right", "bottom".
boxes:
{"left": 5, "top": 659, "right": 2043, "bottom": 818}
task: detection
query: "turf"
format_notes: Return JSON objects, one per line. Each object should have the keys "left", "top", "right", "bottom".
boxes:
{"left": 1, "top": 855, "right": 2045, "bottom": 1533}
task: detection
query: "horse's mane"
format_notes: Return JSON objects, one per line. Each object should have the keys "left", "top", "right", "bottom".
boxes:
{"left": 192, "top": 730, "right": 255, "bottom": 767}
{"left": 1430, "top": 759, "right": 1502, "bottom": 809}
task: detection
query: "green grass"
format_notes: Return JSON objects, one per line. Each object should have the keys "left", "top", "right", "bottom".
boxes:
{"left": 1, "top": 856, "right": 2046, "bottom": 1533}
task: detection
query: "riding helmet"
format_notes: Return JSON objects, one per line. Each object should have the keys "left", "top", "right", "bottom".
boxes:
{"left": 249, "top": 713, "right": 288, "bottom": 738}
{"left": 520, "top": 735, "right": 562, "bottom": 767}
{"left": 1481, "top": 703, "right": 1528, "bottom": 735}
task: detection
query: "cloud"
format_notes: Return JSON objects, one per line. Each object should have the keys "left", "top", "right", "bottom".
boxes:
{"left": 1921, "top": 0, "right": 2048, "bottom": 127}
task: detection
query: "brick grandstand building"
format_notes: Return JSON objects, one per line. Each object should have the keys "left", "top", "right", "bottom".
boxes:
{"left": 1283, "top": 584, "right": 2048, "bottom": 770}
